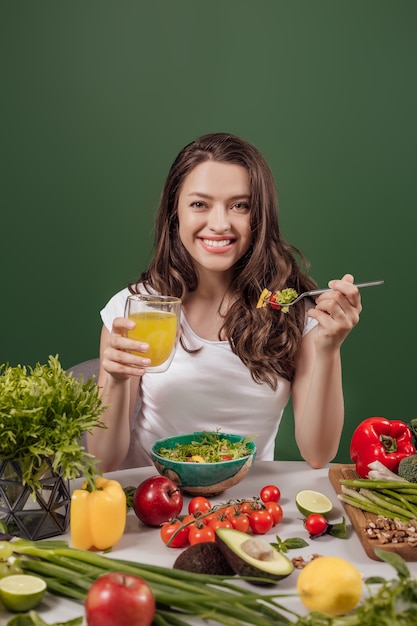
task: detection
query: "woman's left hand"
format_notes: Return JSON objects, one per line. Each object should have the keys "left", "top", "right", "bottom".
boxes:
{"left": 307, "top": 273, "right": 362, "bottom": 352}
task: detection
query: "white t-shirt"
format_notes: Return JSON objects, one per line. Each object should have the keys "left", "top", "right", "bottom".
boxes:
{"left": 100, "top": 287, "right": 317, "bottom": 469}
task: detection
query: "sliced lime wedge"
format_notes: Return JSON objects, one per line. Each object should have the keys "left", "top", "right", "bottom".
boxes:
{"left": 0, "top": 574, "right": 46, "bottom": 612}
{"left": 295, "top": 489, "right": 333, "bottom": 517}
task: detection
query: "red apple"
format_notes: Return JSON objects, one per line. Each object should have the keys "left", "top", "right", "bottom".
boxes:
{"left": 133, "top": 475, "right": 183, "bottom": 526}
{"left": 85, "top": 572, "right": 155, "bottom": 626}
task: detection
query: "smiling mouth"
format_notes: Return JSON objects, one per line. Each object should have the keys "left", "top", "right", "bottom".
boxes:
{"left": 201, "top": 239, "right": 233, "bottom": 248}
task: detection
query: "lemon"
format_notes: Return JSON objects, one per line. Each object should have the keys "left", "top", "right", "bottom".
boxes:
{"left": 295, "top": 489, "right": 333, "bottom": 517}
{"left": 0, "top": 574, "right": 46, "bottom": 612}
{"left": 297, "top": 556, "right": 363, "bottom": 616}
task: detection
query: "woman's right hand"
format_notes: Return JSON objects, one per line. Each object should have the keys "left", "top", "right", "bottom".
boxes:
{"left": 100, "top": 317, "right": 152, "bottom": 381}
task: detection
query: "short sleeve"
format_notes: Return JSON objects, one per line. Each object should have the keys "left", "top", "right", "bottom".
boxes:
{"left": 100, "top": 287, "right": 131, "bottom": 331}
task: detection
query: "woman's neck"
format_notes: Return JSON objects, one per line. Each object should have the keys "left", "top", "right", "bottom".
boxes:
{"left": 182, "top": 273, "right": 232, "bottom": 341}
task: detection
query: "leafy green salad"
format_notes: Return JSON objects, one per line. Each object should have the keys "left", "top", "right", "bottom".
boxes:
{"left": 157, "top": 432, "right": 253, "bottom": 463}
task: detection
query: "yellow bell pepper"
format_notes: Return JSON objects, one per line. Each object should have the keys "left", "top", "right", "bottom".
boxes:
{"left": 70, "top": 476, "right": 126, "bottom": 551}
{"left": 256, "top": 288, "right": 271, "bottom": 309}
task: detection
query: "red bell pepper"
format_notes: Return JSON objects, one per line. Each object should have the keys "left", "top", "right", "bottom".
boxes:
{"left": 350, "top": 417, "right": 416, "bottom": 478}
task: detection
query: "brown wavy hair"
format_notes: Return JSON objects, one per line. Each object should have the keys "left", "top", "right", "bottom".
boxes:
{"left": 130, "top": 133, "right": 317, "bottom": 389}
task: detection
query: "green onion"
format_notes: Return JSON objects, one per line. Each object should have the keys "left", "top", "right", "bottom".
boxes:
{"left": 11, "top": 540, "right": 294, "bottom": 626}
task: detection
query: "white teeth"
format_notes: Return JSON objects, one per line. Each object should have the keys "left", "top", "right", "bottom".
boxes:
{"left": 202, "top": 239, "right": 232, "bottom": 247}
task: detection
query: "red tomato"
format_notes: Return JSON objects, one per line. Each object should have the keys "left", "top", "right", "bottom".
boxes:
{"left": 188, "top": 496, "right": 212, "bottom": 516}
{"left": 181, "top": 514, "right": 197, "bottom": 526}
{"left": 203, "top": 512, "right": 219, "bottom": 525}
{"left": 249, "top": 510, "right": 274, "bottom": 535}
{"left": 264, "top": 502, "right": 283, "bottom": 525}
{"left": 260, "top": 484, "right": 281, "bottom": 503}
{"left": 269, "top": 293, "right": 281, "bottom": 310}
{"left": 188, "top": 524, "right": 216, "bottom": 545}
{"left": 238, "top": 500, "right": 258, "bottom": 515}
{"left": 229, "top": 513, "right": 250, "bottom": 533}
{"left": 221, "top": 505, "right": 239, "bottom": 519}
{"left": 160, "top": 521, "right": 189, "bottom": 548}
{"left": 304, "top": 514, "right": 328, "bottom": 537}
{"left": 207, "top": 516, "right": 233, "bottom": 532}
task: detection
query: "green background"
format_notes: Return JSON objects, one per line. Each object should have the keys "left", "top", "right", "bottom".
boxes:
{"left": 2, "top": 1, "right": 416, "bottom": 462}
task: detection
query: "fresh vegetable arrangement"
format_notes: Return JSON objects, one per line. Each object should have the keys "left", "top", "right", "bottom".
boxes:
{"left": 337, "top": 418, "right": 417, "bottom": 539}
{"left": 4, "top": 537, "right": 298, "bottom": 626}
{"left": 256, "top": 287, "right": 298, "bottom": 312}
{"left": 157, "top": 431, "right": 253, "bottom": 462}
{"left": 0, "top": 355, "right": 106, "bottom": 493}
{"left": 350, "top": 417, "right": 416, "bottom": 478}
{"left": 3, "top": 541, "right": 417, "bottom": 626}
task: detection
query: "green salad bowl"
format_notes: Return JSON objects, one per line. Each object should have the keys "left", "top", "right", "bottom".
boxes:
{"left": 150, "top": 432, "right": 256, "bottom": 496}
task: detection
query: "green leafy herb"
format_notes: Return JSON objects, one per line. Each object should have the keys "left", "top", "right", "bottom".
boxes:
{"left": 6, "top": 612, "right": 83, "bottom": 626}
{"left": 327, "top": 516, "right": 347, "bottom": 539}
{"left": 158, "top": 431, "right": 254, "bottom": 462}
{"left": 271, "top": 535, "right": 309, "bottom": 553}
{"left": 123, "top": 485, "right": 137, "bottom": 511}
{"left": 375, "top": 547, "right": 411, "bottom": 580}
{"left": 0, "top": 355, "right": 106, "bottom": 493}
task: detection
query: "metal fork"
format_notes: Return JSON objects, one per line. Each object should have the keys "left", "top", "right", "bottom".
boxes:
{"left": 267, "top": 280, "right": 384, "bottom": 307}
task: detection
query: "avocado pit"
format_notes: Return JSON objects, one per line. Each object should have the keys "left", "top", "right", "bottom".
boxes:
{"left": 216, "top": 528, "right": 294, "bottom": 583}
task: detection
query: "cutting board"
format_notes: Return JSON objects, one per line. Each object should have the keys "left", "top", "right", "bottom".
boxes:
{"left": 328, "top": 464, "right": 417, "bottom": 561}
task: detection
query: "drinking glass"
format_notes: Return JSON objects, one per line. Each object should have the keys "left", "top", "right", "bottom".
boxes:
{"left": 124, "top": 294, "right": 181, "bottom": 373}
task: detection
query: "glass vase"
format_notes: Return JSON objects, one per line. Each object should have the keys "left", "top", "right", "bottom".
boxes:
{"left": 0, "top": 457, "right": 70, "bottom": 540}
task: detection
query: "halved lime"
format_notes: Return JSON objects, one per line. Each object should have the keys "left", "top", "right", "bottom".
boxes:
{"left": 0, "top": 574, "right": 46, "bottom": 612}
{"left": 295, "top": 489, "right": 333, "bottom": 517}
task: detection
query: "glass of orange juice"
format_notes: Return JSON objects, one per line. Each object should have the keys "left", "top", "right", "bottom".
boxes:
{"left": 124, "top": 294, "right": 181, "bottom": 373}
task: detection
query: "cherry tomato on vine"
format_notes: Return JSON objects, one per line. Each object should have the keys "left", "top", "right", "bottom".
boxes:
{"left": 221, "top": 505, "right": 239, "bottom": 519}
{"left": 207, "top": 516, "right": 233, "bottom": 532}
{"left": 239, "top": 500, "right": 259, "bottom": 515}
{"left": 304, "top": 513, "right": 328, "bottom": 537}
{"left": 188, "top": 524, "right": 216, "bottom": 545}
{"left": 249, "top": 509, "right": 274, "bottom": 535}
{"left": 229, "top": 513, "right": 250, "bottom": 533}
{"left": 259, "top": 484, "right": 281, "bottom": 503}
{"left": 264, "top": 501, "right": 283, "bottom": 525}
{"left": 188, "top": 496, "right": 212, "bottom": 516}
{"left": 181, "top": 514, "right": 198, "bottom": 528}
{"left": 202, "top": 512, "right": 219, "bottom": 525}
{"left": 160, "top": 521, "right": 189, "bottom": 548}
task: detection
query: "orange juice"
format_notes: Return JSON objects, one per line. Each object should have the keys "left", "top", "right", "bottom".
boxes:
{"left": 127, "top": 311, "right": 178, "bottom": 365}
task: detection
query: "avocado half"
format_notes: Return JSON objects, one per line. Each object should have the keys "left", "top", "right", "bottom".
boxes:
{"left": 216, "top": 528, "right": 294, "bottom": 583}
{"left": 173, "top": 542, "right": 235, "bottom": 576}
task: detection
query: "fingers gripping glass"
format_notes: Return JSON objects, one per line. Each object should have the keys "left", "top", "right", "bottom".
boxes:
{"left": 124, "top": 295, "right": 182, "bottom": 373}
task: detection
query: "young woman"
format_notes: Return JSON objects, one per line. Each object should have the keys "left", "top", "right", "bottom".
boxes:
{"left": 88, "top": 133, "right": 362, "bottom": 472}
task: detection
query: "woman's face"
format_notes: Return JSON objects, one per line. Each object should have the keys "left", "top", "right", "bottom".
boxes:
{"left": 177, "top": 160, "right": 252, "bottom": 279}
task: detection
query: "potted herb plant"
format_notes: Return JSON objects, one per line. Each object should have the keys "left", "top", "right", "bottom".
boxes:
{"left": 0, "top": 355, "right": 105, "bottom": 540}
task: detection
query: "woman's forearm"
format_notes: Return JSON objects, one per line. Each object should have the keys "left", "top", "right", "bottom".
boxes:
{"left": 86, "top": 375, "right": 134, "bottom": 472}
{"left": 293, "top": 349, "right": 344, "bottom": 468}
